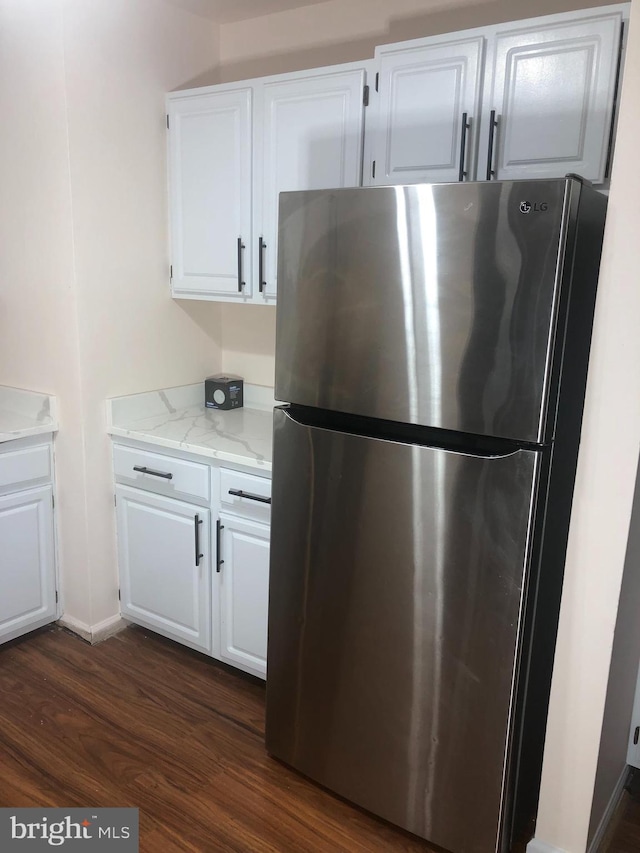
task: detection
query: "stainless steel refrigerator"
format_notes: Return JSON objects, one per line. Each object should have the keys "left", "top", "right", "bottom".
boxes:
{"left": 266, "top": 178, "right": 607, "bottom": 853}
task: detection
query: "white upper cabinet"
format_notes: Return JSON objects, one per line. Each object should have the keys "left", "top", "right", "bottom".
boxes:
{"left": 168, "top": 89, "right": 252, "bottom": 299}
{"left": 371, "top": 36, "right": 485, "bottom": 185}
{"left": 369, "top": 4, "right": 625, "bottom": 187}
{"left": 167, "top": 63, "right": 368, "bottom": 304}
{"left": 483, "top": 10, "right": 623, "bottom": 183}
{"left": 257, "top": 67, "right": 367, "bottom": 299}
{"left": 166, "top": 5, "right": 626, "bottom": 303}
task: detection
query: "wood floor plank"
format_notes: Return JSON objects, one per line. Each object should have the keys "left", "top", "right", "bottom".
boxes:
{"left": 4, "top": 626, "right": 640, "bottom": 852}
{"left": 606, "top": 796, "right": 640, "bottom": 853}
{"left": 0, "top": 626, "right": 435, "bottom": 852}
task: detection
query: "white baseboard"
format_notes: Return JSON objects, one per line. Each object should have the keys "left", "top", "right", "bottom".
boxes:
{"left": 527, "top": 840, "right": 568, "bottom": 853}
{"left": 91, "top": 614, "right": 127, "bottom": 644}
{"left": 587, "top": 764, "right": 631, "bottom": 853}
{"left": 57, "top": 614, "right": 92, "bottom": 642}
{"left": 57, "top": 613, "right": 127, "bottom": 645}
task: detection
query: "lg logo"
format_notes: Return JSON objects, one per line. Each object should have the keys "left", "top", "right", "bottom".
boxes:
{"left": 519, "top": 200, "right": 548, "bottom": 214}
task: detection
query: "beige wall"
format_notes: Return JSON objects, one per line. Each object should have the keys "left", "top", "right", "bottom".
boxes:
{"left": 219, "top": 0, "right": 622, "bottom": 79}
{"left": 217, "top": 1, "right": 640, "bottom": 851}
{"left": 535, "top": 1, "right": 640, "bottom": 844}
{"left": 0, "top": 0, "right": 221, "bottom": 630}
{"left": 0, "top": 0, "right": 92, "bottom": 621}
{"left": 588, "top": 460, "right": 640, "bottom": 844}
{"left": 62, "top": 0, "right": 222, "bottom": 629}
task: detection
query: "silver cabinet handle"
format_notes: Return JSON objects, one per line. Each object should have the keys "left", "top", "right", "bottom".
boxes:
{"left": 216, "top": 519, "right": 224, "bottom": 573}
{"left": 486, "top": 109, "right": 498, "bottom": 181}
{"left": 194, "top": 514, "right": 203, "bottom": 567}
{"left": 133, "top": 465, "right": 173, "bottom": 480}
{"left": 258, "top": 237, "right": 267, "bottom": 293}
{"left": 458, "top": 112, "right": 470, "bottom": 182}
{"left": 228, "top": 488, "right": 271, "bottom": 505}
{"left": 237, "top": 236, "right": 245, "bottom": 292}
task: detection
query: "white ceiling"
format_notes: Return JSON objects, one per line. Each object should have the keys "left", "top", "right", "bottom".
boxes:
{"left": 164, "top": 0, "right": 330, "bottom": 24}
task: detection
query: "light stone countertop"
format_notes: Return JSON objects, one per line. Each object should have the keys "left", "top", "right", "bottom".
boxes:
{"left": 0, "top": 386, "right": 58, "bottom": 443}
{"left": 106, "top": 383, "right": 276, "bottom": 472}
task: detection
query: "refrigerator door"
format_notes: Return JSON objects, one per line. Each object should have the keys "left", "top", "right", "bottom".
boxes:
{"left": 266, "top": 407, "right": 541, "bottom": 853}
{"left": 276, "top": 178, "right": 577, "bottom": 444}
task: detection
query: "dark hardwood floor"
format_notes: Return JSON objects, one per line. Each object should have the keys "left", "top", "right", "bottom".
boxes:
{"left": 604, "top": 790, "right": 640, "bottom": 853}
{"left": 0, "top": 625, "right": 435, "bottom": 852}
{"left": 2, "top": 626, "right": 639, "bottom": 852}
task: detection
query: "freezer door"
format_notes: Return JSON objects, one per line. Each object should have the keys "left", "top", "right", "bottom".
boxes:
{"left": 266, "top": 407, "right": 541, "bottom": 853}
{"left": 276, "top": 179, "right": 576, "bottom": 443}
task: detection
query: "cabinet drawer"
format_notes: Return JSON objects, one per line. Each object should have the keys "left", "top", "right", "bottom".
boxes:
{"left": 113, "top": 444, "right": 210, "bottom": 503}
{"left": 0, "top": 444, "right": 51, "bottom": 492}
{"left": 220, "top": 468, "right": 271, "bottom": 520}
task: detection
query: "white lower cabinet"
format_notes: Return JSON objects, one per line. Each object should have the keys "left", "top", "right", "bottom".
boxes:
{"left": 0, "top": 439, "right": 58, "bottom": 645}
{"left": 113, "top": 442, "right": 271, "bottom": 680}
{"left": 116, "top": 485, "right": 211, "bottom": 655}
{"left": 217, "top": 512, "right": 270, "bottom": 678}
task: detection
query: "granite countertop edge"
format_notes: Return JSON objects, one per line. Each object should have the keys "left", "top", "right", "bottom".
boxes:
{"left": 107, "top": 424, "right": 273, "bottom": 473}
{"left": 106, "top": 384, "right": 276, "bottom": 473}
{"left": 0, "top": 387, "right": 58, "bottom": 445}
{"left": 0, "top": 422, "right": 59, "bottom": 444}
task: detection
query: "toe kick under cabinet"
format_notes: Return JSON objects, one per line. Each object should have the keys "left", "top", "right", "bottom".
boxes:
{"left": 113, "top": 441, "right": 271, "bottom": 679}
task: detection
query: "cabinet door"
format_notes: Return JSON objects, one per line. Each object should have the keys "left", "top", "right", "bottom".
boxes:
{"left": 371, "top": 37, "right": 484, "bottom": 185}
{"left": 628, "top": 662, "right": 640, "bottom": 769}
{"left": 0, "top": 486, "right": 56, "bottom": 644}
{"left": 116, "top": 485, "right": 211, "bottom": 654}
{"left": 217, "top": 512, "right": 269, "bottom": 678}
{"left": 168, "top": 89, "right": 253, "bottom": 299}
{"left": 484, "top": 12, "right": 622, "bottom": 183}
{"left": 257, "top": 66, "right": 367, "bottom": 300}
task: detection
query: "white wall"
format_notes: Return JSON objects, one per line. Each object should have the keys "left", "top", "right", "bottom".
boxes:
{"left": 535, "top": 1, "right": 640, "bottom": 844}
{"left": 219, "top": 0, "right": 622, "bottom": 78}
{"left": 217, "top": 1, "right": 640, "bottom": 850}
{"left": 0, "top": 0, "right": 222, "bottom": 632}
{"left": 0, "top": 0, "right": 92, "bottom": 619}
{"left": 588, "top": 461, "right": 640, "bottom": 845}
{"left": 62, "top": 0, "right": 222, "bottom": 630}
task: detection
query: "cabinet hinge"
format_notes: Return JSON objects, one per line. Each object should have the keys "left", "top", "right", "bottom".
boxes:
{"left": 52, "top": 494, "right": 55, "bottom": 509}
{"left": 372, "top": 160, "right": 376, "bottom": 179}
{"left": 114, "top": 494, "right": 117, "bottom": 507}
{"left": 55, "top": 591, "right": 58, "bottom": 603}
{"left": 363, "top": 85, "right": 369, "bottom": 107}
{"left": 118, "top": 589, "right": 121, "bottom": 601}
{"left": 375, "top": 72, "right": 379, "bottom": 93}
{"left": 166, "top": 114, "right": 170, "bottom": 129}
{"left": 170, "top": 264, "right": 173, "bottom": 282}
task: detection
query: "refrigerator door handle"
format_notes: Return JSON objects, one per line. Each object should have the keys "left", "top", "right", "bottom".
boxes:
{"left": 278, "top": 406, "right": 528, "bottom": 461}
